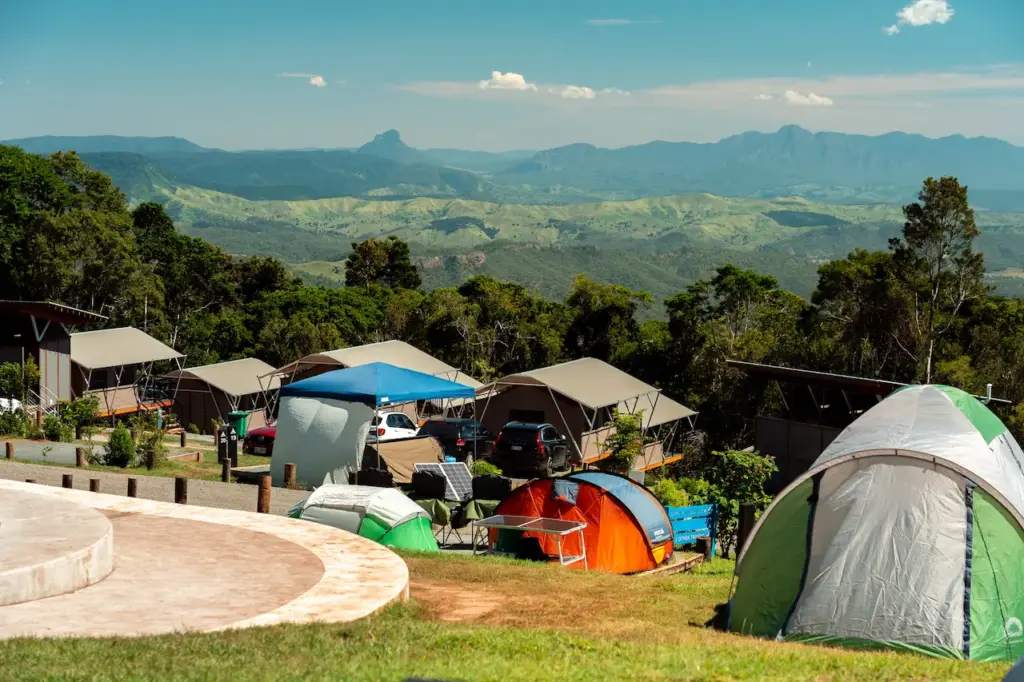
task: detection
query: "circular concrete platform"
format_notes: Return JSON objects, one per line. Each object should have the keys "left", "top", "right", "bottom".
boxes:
{"left": 0, "top": 490, "right": 113, "bottom": 607}
{"left": 0, "top": 479, "right": 409, "bottom": 639}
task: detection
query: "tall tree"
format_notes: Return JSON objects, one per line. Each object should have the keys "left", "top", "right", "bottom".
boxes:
{"left": 344, "top": 236, "right": 421, "bottom": 290}
{"left": 563, "top": 275, "right": 651, "bottom": 363}
{"left": 889, "top": 176, "right": 985, "bottom": 382}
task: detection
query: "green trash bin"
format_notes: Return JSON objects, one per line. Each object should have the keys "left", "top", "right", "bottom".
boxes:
{"left": 227, "top": 411, "right": 249, "bottom": 438}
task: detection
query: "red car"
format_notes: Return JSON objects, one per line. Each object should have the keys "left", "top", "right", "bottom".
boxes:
{"left": 242, "top": 422, "right": 276, "bottom": 456}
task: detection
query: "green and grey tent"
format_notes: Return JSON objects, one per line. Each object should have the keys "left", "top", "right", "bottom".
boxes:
{"left": 288, "top": 485, "right": 439, "bottom": 552}
{"left": 729, "top": 384, "right": 1024, "bottom": 662}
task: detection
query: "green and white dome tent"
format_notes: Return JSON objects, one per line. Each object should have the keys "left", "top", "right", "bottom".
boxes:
{"left": 288, "top": 485, "right": 439, "bottom": 552}
{"left": 729, "top": 384, "right": 1024, "bottom": 662}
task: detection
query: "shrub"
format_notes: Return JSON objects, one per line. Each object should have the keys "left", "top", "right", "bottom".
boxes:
{"left": 597, "top": 410, "right": 645, "bottom": 475}
{"left": 650, "top": 478, "right": 689, "bottom": 508}
{"left": 187, "top": 423, "right": 201, "bottom": 434}
{"left": 471, "top": 460, "right": 503, "bottom": 477}
{"left": 699, "top": 449, "right": 776, "bottom": 558}
{"left": 42, "top": 413, "right": 73, "bottom": 442}
{"left": 104, "top": 423, "right": 136, "bottom": 468}
{"left": 0, "top": 407, "right": 29, "bottom": 437}
{"left": 61, "top": 395, "right": 100, "bottom": 430}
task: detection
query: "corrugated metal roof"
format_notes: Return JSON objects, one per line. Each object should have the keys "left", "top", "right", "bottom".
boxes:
{"left": 489, "top": 357, "right": 684, "bottom": 413}
{"left": 71, "top": 327, "right": 182, "bottom": 369}
{"left": 270, "top": 340, "right": 484, "bottom": 389}
{"left": 167, "top": 358, "right": 280, "bottom": 397}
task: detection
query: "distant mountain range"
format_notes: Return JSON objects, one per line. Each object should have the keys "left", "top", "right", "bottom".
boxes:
{"left": 5, "top": 126, "right": 1023, "bottom": 209}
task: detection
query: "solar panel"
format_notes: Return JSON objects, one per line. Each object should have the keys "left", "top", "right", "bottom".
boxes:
{"left": 414, "top": 461, "right": 473, "bottom": 502}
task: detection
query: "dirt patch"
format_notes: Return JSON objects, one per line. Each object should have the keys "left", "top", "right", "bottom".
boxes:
{"left": 411, "top": 580, "right": 502, "bottom": 622}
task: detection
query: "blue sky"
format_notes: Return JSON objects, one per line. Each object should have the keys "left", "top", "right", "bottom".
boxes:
{"left": 1, "top": 0, "right": 1022, "bottom": 149}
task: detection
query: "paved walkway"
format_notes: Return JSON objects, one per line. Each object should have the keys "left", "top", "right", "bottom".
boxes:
{"left": 0, "top": 460, "right": 309, "bottom": 516}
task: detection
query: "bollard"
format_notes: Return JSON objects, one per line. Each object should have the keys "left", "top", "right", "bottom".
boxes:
{"left": 221, "top": 457, "right": 231, "bottom": 483}
{"left": 174, "top": 476, "right": 187, "bottom": 504}
{"left": 737, "top": 503, "right": 756, "bottom": 556}
{"left": 76, "top": 447, "right": 86, "bottom": 468}
{"left": 5, "top": 441, "right": 13, "bottom": 460}
{"left": 284, "top": 463, "right": 296, "bottom": 489}
{"left": 62, "top": 473, "right": 73, "bottom": 489}
{"left": 180, "top": 431, "right": 187, "bottom": 448}
{"left": 89, "top": 478, "right": 100, "bottom": 493}
{"left": 696, "top": 536, "right": 712, "bottom": 561}
{"left": 25, "top": 479, "right": 36, "bottom": 484}
{"left": 127, "top": 477, "right": 138, "bottom": 498}
{"left": 257, "top": 474, "right": 271, "bottom": 514}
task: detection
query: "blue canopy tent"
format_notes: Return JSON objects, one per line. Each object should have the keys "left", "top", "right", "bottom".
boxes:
{"left": 279, "top": 362, "right": 475, "bottom": 405}
{"left": 271, "top": 362, "right": 476, "bottom": 488}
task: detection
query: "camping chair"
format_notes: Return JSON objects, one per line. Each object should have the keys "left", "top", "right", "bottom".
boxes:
{"left": 408, "top": 470, "right": 462, "bottom": 545}
{"left": 450, "top": 474, "right": 515, "bottom": 549}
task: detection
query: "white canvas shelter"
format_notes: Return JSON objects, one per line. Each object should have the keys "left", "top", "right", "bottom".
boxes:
{"left": 730, "top": 384, "right": 1024, "bottom": 662}
{"left": 165, "top": 358, "right": 279, "bottom": 433}
{"left": 270, "top": 397, "right": 375, "bottom": 488}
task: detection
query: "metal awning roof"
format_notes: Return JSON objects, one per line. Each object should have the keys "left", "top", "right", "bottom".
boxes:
{"left": 727, "top": 359, "right": 1012, "bottom": 406}
{"left": 71, "top": 327, "right": 183, "bottom": 370}
{"left": 166, "top": 358, "right": 280, "bottom": 397}
{"left": 268, "top": 340, "right": 483, "bottom": 389}
{"left": 0, "top": 300, "right": 107, "bottom": 325}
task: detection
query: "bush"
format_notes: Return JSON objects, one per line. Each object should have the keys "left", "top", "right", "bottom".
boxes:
{"left": 42, "top": 413, "right": 73, "bottom": 442}
{"left": 104, "top": 423, "right": 136, "bottom": 468}
{"left": 597, "top": 410, "right": 645, "bottom": 475}
{"left": 0, "top": 407, "right": 29, "bottom": 437}
{"left": 650, "top": 478, "right": 689, "bottom": 508}
{"left": 471, "top": 460, "right": 503, "bottom": 477}
{"left": 699, "top": 449, "right": 776, "bottom": 558}
{"left": 61, "top": 395, "right": 100, "bottom": 430}
{"left": 187, "top": 423, "right": 201, "bottom": 434}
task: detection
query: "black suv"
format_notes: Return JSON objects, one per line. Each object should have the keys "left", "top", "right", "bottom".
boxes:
{"left": 494, "top": 422, "right": 570, "bottom": 477}
{"left": 417, "top": 418, "right": 494, "bottom": 465}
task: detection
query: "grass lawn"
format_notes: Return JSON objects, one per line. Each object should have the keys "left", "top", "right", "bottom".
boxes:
{"left": 15, "top": 448, "right": 268, "bottom": 482}
{"left": 0, "top": 552, "right": 1009, "bottom": 681}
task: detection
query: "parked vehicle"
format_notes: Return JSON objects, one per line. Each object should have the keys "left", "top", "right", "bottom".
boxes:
{"left": 242, "top": 421, "right": 276, "bottom": 456}
{"left": 417, "top": 418, "right": 494, "bottom": 465}
{"left": 493, "top": 422, "right": 570, "bottom": 477}
{"left": 369, "top": 411, "right": 419, "bottom": 442}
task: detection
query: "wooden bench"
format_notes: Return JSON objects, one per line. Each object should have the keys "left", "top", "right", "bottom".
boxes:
{"left": 666, "top": 503, "right": 717, "bottom": 558}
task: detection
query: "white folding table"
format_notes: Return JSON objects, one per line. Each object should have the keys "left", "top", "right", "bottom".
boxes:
{"left": 471, "top": 514, "right": 587, "bottom": 568}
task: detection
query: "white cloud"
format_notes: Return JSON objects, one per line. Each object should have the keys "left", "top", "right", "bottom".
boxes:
{"left": 562, "top": 85, "right": 596, "bottom": 99}
{"left": 754, "top": 94, "right": 774, "bottom": 101}
{"left": 478, "top": 71, "right": 537, "bottom": 91}
{"left": 784, "top": 90, "right": 834, "bottom": 106}
{"left": 281, "top": 73, "right": 328, "bottom": 87}
{"left": 884, "top": 0, "right": 954, "bottom": 35}
{"left": 586, "top": 18, "right": 662, "bottom": 25}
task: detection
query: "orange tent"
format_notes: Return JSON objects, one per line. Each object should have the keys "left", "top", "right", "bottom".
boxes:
{"left": 493, "top": 471, "right": 673, "bottom": 574}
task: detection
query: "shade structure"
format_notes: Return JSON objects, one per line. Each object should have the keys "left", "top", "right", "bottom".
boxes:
{"left": 729, "top": 384, "right": 1024, "bottom": 662}
{"left": 493, "top": 471, "right": 673, "bottom": 574}
{"left": 280, "top": 362, "right": 476, "bottom": 406}
{"left": 288, "top": 485, "right": 438, "bottom": 552}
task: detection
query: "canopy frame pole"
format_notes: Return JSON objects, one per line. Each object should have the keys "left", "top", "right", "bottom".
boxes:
{"left": 170, "top": 356, "right": 184, "bottom": 405}
{"left": 208, "top": 381, "right": 225, "bottom": 429}
{"left": 544, "top": 385, "right": 583, "bottom": 465}
{"left": 775, "top": 380, "right": 790, "bottom": 415}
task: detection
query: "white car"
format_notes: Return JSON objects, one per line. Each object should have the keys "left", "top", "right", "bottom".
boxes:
{"left": 0, "top": 397, "right": 22, "bottom": 413}
{"left": 369, "top": 411, "right": 419, "bottom": 442}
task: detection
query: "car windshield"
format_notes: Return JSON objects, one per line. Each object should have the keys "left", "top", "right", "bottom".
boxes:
{"left": 419, "top": 421, "right": 455, "bottom": 435}
{"left": 501, "top": 427, "right": 538, "bottom": 441}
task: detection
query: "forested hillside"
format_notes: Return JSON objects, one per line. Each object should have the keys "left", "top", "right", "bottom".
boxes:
{"left": 3, "top": 144, "right": 1024, "bottom": 448}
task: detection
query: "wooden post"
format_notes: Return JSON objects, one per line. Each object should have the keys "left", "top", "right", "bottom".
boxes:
{"left": 284, "top": 463, "right": 296, "bottom": 489}
{"left": 62, "top": 473, "right": 73, "bottom": 489}
{"left": 257, "top": 474, "right": 271, "bottom": 514}
{"left": 737, "top": 503, "right": 756, "bottom": 556}
{"left": 89, "top": 478, "right": 100, "bottom": 493}
{"left": 127, "top": 478, "right": 138, "bottom": 498}
{"left": 76, "top": 447, "right": 86, "bottom": 468}
{"left": 174, "top": 476, "right": 187, "bottom": 504}
{"left": 179, "top": 431, "right": 186, "bottom": 448}
{"left": 25, "top": 479, "right": 36, "bottom": 484}
{"left": 221, "top": 457, "right": 231, "bottom": 483}
{"left": 5, "top": 441, "right": 13, "bottom": 460}
{"left": 696, "top": 536, "right": 712, "bottom": 561}
{"left": 145, "top": 450, "right": 156, "bottom": 470}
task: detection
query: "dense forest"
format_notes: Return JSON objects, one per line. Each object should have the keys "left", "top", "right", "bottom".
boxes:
{"left": 3, "top": 144, "right": 1023, "bottom": 449}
